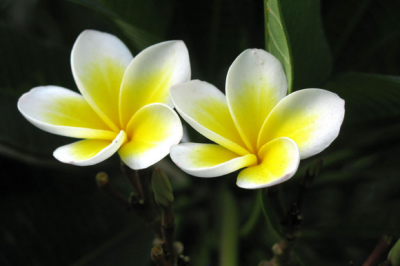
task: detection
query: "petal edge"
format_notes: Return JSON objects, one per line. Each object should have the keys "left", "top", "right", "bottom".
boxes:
{"left": 53, "top": 130, "right": 126, "bottom": 166}
{"left": 237, "top": 137, "right": 299, "bottom": 189}
{"left": 170, "top": 143, "right": 257, "bottom": 178}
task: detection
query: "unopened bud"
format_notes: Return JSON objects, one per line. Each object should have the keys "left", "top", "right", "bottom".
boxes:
{"left": 96, "top": 172, "right": 109, "bottom": 187}
{"left": 179, "top": 255, "right": 190, "bottom": 263}
{"left": 272, "top": 243, "right": 283, "bottom": 255}
{"left": 174, "top": 241, "right": 184, "bottom": 256}
{"left": 388, "top": 239, "right": 400, "bottom": 266}
{"left": 152, "top": 168, "right": 174, "bottom": 208}
{"left": 151, "top": 245, "right": 164, "bottom": 257}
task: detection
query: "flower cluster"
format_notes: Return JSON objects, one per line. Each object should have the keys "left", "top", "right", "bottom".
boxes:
{"left": 18, "top": 30, "right": 344, "bottom": 189}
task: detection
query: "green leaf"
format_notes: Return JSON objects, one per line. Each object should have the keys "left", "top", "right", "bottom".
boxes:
{"left": 324, "top": 0, "right": 374, "bottom": 59}
{"left": 0, "top": 158, "right": 152, "bottom": 266}
{"left": 323, "top": 72, "right": 400, "bottom": 122}
{"left": 389, "top": 238, "right": 400, "bottom": 266}
{"left": 69, "top": 227, "right": 152, "bottom": 266}
{"left": 280, "top": 0, "right": 332, "bottom": 91}
{"left": 0, "top": 24, "right": 74, "bottom": 156}
{"left": 265, "top": 0, "right": 332, "bottom": 93}
{"left": 264, "top": 0, "right": 293, "bottom": 93}
{"left": 69, "top": 0, "right": 174, "bottom": 52}
{"left": 324, "top": 0, "right": 400, "bottom": 72}
{"left": 113, "top": 19, "right": 161, "bottom": 51}
{"left": 0, "top": 91, "right": 71, "bottom": 156}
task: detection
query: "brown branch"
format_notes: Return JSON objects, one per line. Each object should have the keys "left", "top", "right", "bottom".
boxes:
{"left": 151, "top": 246, "right": 170, "bottom": 266}
{"left": 363, "top": 236, "right": 392, "bottom": 266}
{"left": 161, "top": 205, "right": 175, "bottom": 265}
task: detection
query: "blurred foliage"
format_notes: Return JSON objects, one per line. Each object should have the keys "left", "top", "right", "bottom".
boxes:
{"left": 0, "top": 0, "right": 400, "bottom": 265}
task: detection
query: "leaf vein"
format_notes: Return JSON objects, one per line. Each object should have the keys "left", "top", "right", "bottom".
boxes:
{"left": 267, "top": 24, "right": 290, "bottom": 65}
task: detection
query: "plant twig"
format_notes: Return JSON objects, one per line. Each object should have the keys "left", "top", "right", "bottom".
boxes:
{"left": 151, "top": 246, "right": 170, "bottom": 266}
{"left": 161, "top": 205, "right": 175, "bottom": 265}
{"left": 120, "top": 160, "right": 145, "bottom": 204}
{"left": 263, "top": 159, "right": 323, "bottom": 266}
{"left": 96, "top": 172, "right": 131, "bottom": 209}
{"left": 363, "top": 235, "right": 392, "bottom": 266}
{"left": 96, "top": 170, "right": 162, "bottom": 238}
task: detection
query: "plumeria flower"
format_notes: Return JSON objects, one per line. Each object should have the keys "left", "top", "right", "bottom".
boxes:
{"left": 18, "top": 30, "right": 190, "bottom": 169}
{"left": 170, "top": 49, "right": 344, "bottom": 189}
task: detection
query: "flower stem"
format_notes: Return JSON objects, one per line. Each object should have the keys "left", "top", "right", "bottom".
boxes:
{"left": 219, "top": 187, "right": 239, "bottom": 266}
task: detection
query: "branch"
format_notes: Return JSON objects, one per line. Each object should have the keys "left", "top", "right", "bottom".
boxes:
{"left": 363, "top": 236, "right": 392, "bottom": 266}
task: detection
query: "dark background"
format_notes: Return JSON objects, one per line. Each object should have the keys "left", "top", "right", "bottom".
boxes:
{"left": 1, "top": 0, "right": 400, "bottom": 265}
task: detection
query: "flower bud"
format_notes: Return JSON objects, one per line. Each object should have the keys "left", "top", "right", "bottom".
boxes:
{"left": 96, "top": 172, "right": 109, "bottom": 187}
{"left": 152, "top": 168, "right": 174, "bottom": 208}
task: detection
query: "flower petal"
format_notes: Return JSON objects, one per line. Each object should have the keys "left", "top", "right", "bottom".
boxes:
{"left": 226, "top": 49, "right": 288, "bottom": 153}
{"left": 170, "top": 80, "right": 249, "bottom": 156}
{"left": 18, "top": 86, "right": 118, "bottom": 140}
{"left": 119, "top": 103, "right": 182, "bottom": 169}
{"left": 119, "top": 40, "right": 190, "bottom": 129}
{"left": 170, "top": 143, "right": 257, "bottom": 178}
{"left": 53, "top": 130, "right": 126, "bottom": 166}
{"left": 71, "top": 30, "right": 133, "bottom": 131}
{"left": 257, "top": 89, "right": 345, "bottom": 159}
{"left": 237, "top": 137, "right": 299, "bottom": 189}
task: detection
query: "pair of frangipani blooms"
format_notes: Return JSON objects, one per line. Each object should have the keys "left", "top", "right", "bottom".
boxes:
{"left": 18, "top": 30, "right": 345, "bottom": 189}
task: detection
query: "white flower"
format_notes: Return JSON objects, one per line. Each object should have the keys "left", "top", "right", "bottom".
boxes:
{"left": 170, "top": 49, "right": 344, "bottom": 189}
{"left": 18, "top": 30, "right": 191, "bottom": 169}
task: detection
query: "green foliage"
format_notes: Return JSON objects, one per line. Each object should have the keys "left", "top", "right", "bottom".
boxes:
{"left": 1, "top": 0, "right": 400, "bottom": 265}
{"left": 324, "top": 72, "right": 400, "bottom": 121}
{"left": 280, "top": 0, "right": 332, "bottom": 91}
{"left": 259, "top": 189, "right": 281, "bottom": 244}
{"left": 69, "top": 0, "right": 172, "bottom": 51}
{"left": 264, "top": 0, "right": 293, "bottom": 92}
{"left": 389, "top": 239, "right": 400, "bottom": 266}
{"left": 264, "top": 0, "right": 332, "bottom": 92}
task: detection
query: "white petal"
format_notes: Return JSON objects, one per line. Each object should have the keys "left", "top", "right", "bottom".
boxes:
{"left": 226, "top": 49, "right": 288, "bottom": 152}
{"left": 17, "top": 86, "right": 117, "bottom": 140}
{"left": 119, "top": 103, "right": 182, "bottom": 169}
{"left": 170, "top": 143, "right": 257, "bottom": 178}
{"left": 71, "top": 30, "right": 133, "bottom": 131}
{"left": 258, "top": 89, "right": 345, "bottom": 159}
{"left": 170, "top": 80, "right": 249, "bottom": 156}
{"left": 53, "top": 130, "right": 126, "bottom": 166}
{"left": 237, "top": 137, "right": 300, "bottom": 189}
{"left": 119, "top": 40, "right": 190, "bottom": 128}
